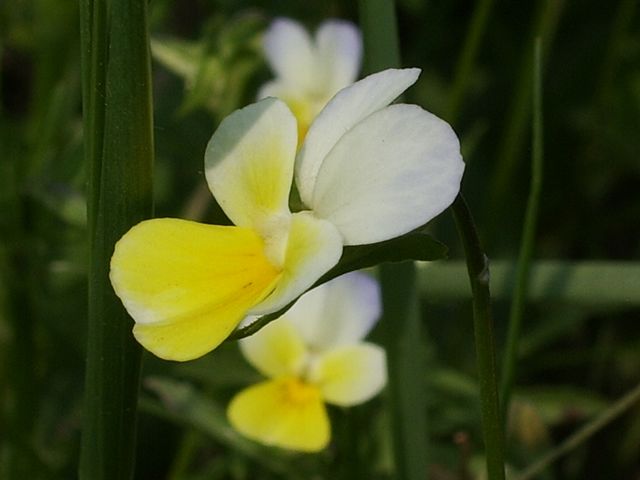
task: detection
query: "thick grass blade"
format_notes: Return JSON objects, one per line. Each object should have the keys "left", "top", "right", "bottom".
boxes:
{"left": 358, "top": 1, "right": 430, "bottom": 478}
{"left": 79, "top": 0, "right": 154, "bottom": 478}
{"left": 418, "top": 261, "right": 640, "bottom": 307}
{"left": 378, "top": 262, "right": 430, "bottom": 480}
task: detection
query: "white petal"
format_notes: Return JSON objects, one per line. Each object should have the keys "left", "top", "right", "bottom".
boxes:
{"left": 239, "top": 319, "right": 307, "bottom": 379}
{"left": 284, "top": 271, "right": 381, "bottom": 349}
{"left": 263, "top": 18, "right": 316, "bottom": 92}
{"left": 315, "top": 20, "right": 362, "bottom": 94}
{"left": 250, "top": 211, "right": 343, "bottom": 315}
{"left": 295, "top": 68, "right": 420, "bottom": 206}
{"left": 204, "top": 98, "right": 296, "bottom": 232}
{"left": 309, "top": 343, "right": 387, "bottom": 407}
{"left": 311, "top": 104, "right": 464, "bottom": 245}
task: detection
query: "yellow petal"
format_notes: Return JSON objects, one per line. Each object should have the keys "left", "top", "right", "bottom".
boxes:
{"left": 239, "top": 318, "right": 307, "bottom": 378}
{"left": 227, "top": 377, "right": 329, "bottom": 452}
{"left": 250, "top": 211, "right": 343, "bottom": 316}
{"left": 309, "top": 343, "right": 387, "bottom": 407}
{"left": 204, "top": 98, "right": 297, "bottom": 234}
{"left": 110, "top": 218, "right": 281, "bottom": 361}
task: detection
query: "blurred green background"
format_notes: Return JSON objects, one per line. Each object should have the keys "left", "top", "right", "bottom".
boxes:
{"left": 1, "top": 0, "right": 639, "bottom": 478}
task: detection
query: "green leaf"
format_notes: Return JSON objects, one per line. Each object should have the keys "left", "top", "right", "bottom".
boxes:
{"left": 228, "top": 229, "right": 448, "bottom": 342}
{"left": 324, "top": 228, "right": 448, "bottom": 282}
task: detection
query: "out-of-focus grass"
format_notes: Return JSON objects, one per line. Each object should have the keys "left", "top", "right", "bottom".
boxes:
{"left": 1, "top": 0, "right": 639, "bottom": 478}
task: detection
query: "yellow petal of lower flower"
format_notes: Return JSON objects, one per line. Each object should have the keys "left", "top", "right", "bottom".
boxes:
{"left": 309, "top": 343, "right": 387, "bottom": 407}
{"left": 227, "top": 377, "right": 329, "bottom": 452}
{"left": 110, "top": 218, "right": 281, "bottom": 361}
{"left": 239, "top": 318, "right": 307, "bottom": 379}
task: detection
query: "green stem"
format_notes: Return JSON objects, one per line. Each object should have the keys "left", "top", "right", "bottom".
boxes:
{"left": 79, "top": 0, "right": 154, "bottom": 478}
{"left": 500, "top": 38, "right": 544, "bottom": 415}
{"left": 451, "top": 195, "right": 505, "bottom": 480}
{"left": 515, "top": 381, "right": 640, "bottom": 480}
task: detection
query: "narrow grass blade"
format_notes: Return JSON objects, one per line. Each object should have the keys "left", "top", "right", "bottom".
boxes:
{"left": 500, "top": 38, "right": 545, "bottom": 413}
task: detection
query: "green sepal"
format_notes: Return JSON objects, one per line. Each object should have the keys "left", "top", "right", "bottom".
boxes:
{"left": 228, "top": 228, "right": 448, "bottom": 341}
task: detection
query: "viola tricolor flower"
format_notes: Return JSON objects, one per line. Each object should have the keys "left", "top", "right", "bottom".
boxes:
{"left": 228, "top": 271, "right": 385, "bottom": 452}
{"left": 259, "top": 17, "right": 362, "bottom": 140}
{"left": 109, "top": 68, "right": 464, "bottom": 361}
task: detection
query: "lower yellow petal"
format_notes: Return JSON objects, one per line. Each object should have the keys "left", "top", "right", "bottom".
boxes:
{"left": 250, "top": 211, "right": 343, "bottom": 315}
{"left": 110, "top": 218, "right": 281, "bottom": 361}
{"left": 227, "top": 377, "right": 329, "bottom": 452}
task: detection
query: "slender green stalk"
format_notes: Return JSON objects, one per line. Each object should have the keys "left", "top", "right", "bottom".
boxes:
{"left": 417, "top": 260, "right": 640, "bottom": 307}
{"left": 515, "top": 381, "right": 640, "bottom": 480}
{"left": 451, "top": 195, "right": 505, "bottom": 480}
{"left": 487, "top": 0, "right": 564, "bottom": 242}
{"left": 445, "top": 0, "right": 495, "bottom": 123}
{"left": 358, "top": 1, "right": 430, "bottom": 478}
{"left": 500, "top": 39, "right": 544, "bottom": 414}
{"left": 79, "top": 0, "right": 154, "bottom": 478}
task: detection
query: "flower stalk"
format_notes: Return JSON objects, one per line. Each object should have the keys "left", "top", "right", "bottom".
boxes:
{"left": 451, "top": 194, "right": 505, "bottom": 480}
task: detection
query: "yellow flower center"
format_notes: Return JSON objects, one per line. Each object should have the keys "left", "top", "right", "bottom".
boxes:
{"left": 278, "top": 377, "right": 321, "bottom": 406}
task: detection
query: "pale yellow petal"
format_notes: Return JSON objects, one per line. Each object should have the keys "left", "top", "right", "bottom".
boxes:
{"left": 250, "top": 210, "right": 343, "bottom": 315}
{"left": 204, "top": 98, "right": 297, "bottom": 232}
{"left": 239, "top": 319, "right": 307, "bottom": 378}
{"left": 227, "top": 377, "right": 329, "bottom": 452}
{"left": 309, "top": 343, "right": 387, "bottom": 407}
{"left": 110, "top": 218, "right": 281, "bottom": 361}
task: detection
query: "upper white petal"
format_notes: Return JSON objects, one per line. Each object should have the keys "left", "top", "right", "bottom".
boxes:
{"left": 263, "top": 18, "right": 316, "bottom": 92}
{"left": 295, "top": 68, "right": 420, "bottom": 206}
{"left": 311, "top": 104, "right": 464, "bottom": 245}
{"left": 204, "top": 98, "right": 296, "bottom": 233}
{"left": 284, "top": 271, "right": 381, "bottom": 350}
{"left": 315, "top": 20, "right": 362, "bottom": 94}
